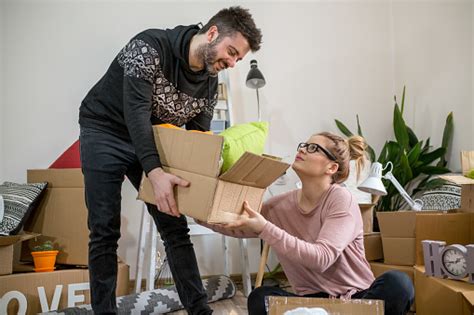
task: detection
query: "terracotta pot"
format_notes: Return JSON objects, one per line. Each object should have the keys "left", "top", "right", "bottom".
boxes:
{"left": 31, "top": 250, "right": 59, "bottom": 272}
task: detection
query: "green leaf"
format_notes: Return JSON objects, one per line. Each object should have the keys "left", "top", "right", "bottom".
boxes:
{"left": 419, "top": 147, "right": 446, "bottom": 165}
{"left": 393, "top": 104, "right": 409, "bottom": 150}
{"left": 335, "top": 119, "right": 353, "bottom": 137}
{"left": 378, "top": 142, "right": 388, "bottom": 163}
{"left": 356, "top": 115, "right": 363, "bottom": 136}
{"left": 407, "top": 142, "right": 422, "bottom": 166}
{"left": 367, "top": 145, "right": 376, "bottom": 162}
{"left": 418, "top": 166, "right": 450, "bottom": 175}
{"left": 407, "top": 127, "right": 419, "bottom": 148}
{"left": 399, "top": 153, "right": 413, "bottom": 183}
{"left": 400, "top": 86, "right": 406, "bottom": 114}
{"left": 438, "top": 112, "right": 454, "bottom": 167}
{"left": 423, "top": 178, "right": 447, "bottom": 190}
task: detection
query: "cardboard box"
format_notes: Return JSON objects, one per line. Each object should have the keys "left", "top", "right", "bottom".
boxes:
{"left": 377, "top": 210, "right": 469, "bottom": 266}
{"left": 0, "top": 263, "right": 129, "bottom": 315}
{"left": 415, "top": 265, "right": 474, "bottom": 315}
{"left": 138, "top": 126, "right": 290, "bottom": 223}
{"left": 370, "top": 262, "right": 415, "bottom": 312}
{"left": 267, "top": 296, "right": 384, "bottom": 315}
{"left": 377, "top": 211, "right": 417, "bottom": 265}
{"left": 0, "top": 233, "right": 40, "bottom": 275}
{"left": 22, "top": 169, "right": 88, "bottom": 266}
{"left": 364, "top": 232, "right": 383, "bottom": 261}
{"left": 359, "top": 203, "right": 376, "bottom": 233}
{"left": 440, "top": 175, "right": 474, "bottom": 213}
{"left": 415, "top": 212, "right": 472, "bottom": 265}
{"left": 439, "top": 151, "right": 474, "bottom": 212}
{"left": 381, "top": 237, "right": 415, "bottom": 266}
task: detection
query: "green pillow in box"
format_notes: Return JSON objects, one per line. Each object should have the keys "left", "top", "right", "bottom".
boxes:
{"left": 220, "top": 121, "right": 269, "bottom": 172}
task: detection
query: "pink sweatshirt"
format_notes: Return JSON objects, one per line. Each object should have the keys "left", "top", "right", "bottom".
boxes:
{"left": 207, "top": 184, "right": 375, "bottom": 298}
{"left": 260, "top": 185, "right": 375, "bottom": 297}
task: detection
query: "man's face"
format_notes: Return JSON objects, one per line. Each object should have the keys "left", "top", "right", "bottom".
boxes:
{"left": 198, "top": 31, "right": 251, "bottom": 76}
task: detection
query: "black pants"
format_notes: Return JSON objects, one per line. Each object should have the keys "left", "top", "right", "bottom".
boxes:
{"left": 80, "top": 127, "right": 212, "bottom": 315}
{"left": 247, "top": 270, "right": 414, "bottom": 315}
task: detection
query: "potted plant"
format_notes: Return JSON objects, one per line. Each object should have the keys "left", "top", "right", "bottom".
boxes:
{"left": 31, "top": 240, "right": 59, "bottom": 272}
{"left": 335, "top": 86, "right": 454, "bottom": 211}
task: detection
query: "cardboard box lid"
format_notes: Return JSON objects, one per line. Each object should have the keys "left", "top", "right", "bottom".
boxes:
{"left": 0, "top": 232, "right": 40, "bottom": 246}
{"left": 219, "top": 152, "right": 290, "bottom": 188}
{"left": 153, "top": 126, "right": 223, "bottom": 178}
{"left": 27, "top": 169, "right": 83, "bottom": 188}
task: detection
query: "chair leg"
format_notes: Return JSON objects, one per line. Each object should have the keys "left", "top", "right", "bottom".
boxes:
{"left": 255, "top": 242, "right": 270, "bottom": 288}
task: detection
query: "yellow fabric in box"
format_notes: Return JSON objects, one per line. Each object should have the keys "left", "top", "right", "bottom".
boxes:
{"left": 219, "top": 122, "right": 269, "bottom": 172}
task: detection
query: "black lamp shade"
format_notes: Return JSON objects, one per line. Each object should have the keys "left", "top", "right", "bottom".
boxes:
{"left": 246, "top": 60, "right": 266, "bottom": 89}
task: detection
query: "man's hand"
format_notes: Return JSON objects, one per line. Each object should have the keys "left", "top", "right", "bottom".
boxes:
{"left": 148, "top": 167, "right": 189, "bottom": 217}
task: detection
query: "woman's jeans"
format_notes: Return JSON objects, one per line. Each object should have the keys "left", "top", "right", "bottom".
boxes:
{"left": 247, "top": 270, "right": 414, "bottom": 315}
{"left": 80, "top": 127, "right": 212, "bottom": 315}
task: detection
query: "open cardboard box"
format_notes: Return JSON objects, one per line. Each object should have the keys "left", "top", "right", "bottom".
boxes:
{"left": 267, "top": 296, "right": 384, "bottom": 315}
{"left": 22, "top": 169, "right": 88, "bottom": 266}
{"left": 138, "top": 126, "right": 290, "bottom": 223}
{"left": 440, "top": 151, "right": 474, "bottom": 213}
{"left": 415, "top": 265, "right": 474, "bottom": 315}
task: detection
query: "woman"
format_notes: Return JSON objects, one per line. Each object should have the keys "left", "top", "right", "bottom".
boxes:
{"left": 199, "top": 132, "right": 414, "bottom": 315}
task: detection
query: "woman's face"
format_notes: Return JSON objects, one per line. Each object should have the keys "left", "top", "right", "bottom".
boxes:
{"left": 292, "top": 135, "right": 338, "bottom": 178}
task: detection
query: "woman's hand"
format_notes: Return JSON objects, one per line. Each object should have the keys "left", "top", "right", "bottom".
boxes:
{"left": 224, "top": 201, "right": 267, "bottom": 234}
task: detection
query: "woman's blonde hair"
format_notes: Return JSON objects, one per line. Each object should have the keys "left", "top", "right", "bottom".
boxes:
{"left": 316, "top": 132, "right": 368, "bottom": 184}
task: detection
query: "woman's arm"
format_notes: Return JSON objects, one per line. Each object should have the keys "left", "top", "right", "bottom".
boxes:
{"left": 260, "top": 197, "right": 357, "bottom": 272}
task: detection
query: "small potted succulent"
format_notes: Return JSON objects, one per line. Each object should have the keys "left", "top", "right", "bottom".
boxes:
{"left": 31, "top": 240, "right": 59, "bottom": 272}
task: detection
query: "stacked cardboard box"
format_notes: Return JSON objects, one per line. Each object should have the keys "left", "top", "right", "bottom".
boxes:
{"left": 364, "top": 232, "right": 383, "bottom": 262}
{"left": 138, "top": 126, "right": 290, "bottom": 223}
{"left": 0, "top": 262, "right": 129, "bottom": 315}
{"left": 22, "top": 169, "right": 88, "bottom": 266}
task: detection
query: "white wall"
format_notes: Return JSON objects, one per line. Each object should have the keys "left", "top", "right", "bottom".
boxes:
{"left": 2, "top": 0, "right": 473, "bottom": 279}
{"left": 0, "top": 0, "right": 4, "bottom": 180}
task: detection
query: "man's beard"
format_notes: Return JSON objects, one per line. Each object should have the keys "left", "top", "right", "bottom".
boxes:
{"left": 196, "top": 40, "right": 221, "bottom": 77}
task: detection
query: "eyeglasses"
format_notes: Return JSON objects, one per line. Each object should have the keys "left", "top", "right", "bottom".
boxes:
{"left": 297, "top": 143, "right": 337, "bottom": 161}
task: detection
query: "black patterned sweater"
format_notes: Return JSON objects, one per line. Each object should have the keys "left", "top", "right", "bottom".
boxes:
{"left": 79, "top": 25, "right": 218, "bottom": 174}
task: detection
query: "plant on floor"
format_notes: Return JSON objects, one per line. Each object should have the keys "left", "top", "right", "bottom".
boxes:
{"left": 335, "top": 86, "right": 454, "bottom": 211}
{"left": 31, "top": 240, "right": 59, "bottom": 272}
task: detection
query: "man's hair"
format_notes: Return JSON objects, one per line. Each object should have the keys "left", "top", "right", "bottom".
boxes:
{"left": 199, "top": 6, "right": 262, "bottom": 52}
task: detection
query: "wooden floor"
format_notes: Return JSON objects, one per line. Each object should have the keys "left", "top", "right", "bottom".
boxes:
{"left": 168, "top": 291, "right": 248, "bottom": 315}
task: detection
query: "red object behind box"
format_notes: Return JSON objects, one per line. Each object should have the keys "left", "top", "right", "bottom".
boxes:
{"left": 49, "top": 140, "right": 81, "bottom": 168}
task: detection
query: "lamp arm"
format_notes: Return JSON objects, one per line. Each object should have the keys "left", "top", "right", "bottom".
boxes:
{"left": 383, "top": 171, "right": 424, "bottom": 211}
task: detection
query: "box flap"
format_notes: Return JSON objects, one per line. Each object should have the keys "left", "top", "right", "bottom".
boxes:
{"left": 440, "top": 175, "right": 474, "bottom": 185}
{"left": 376, "top": 211, "right": 417, "bottom": 237}
{"left": 0, "top": 232, "right": 40, "bottom": 246}
{"left": 153, "top": 126, "right": 223, "bottom": 178}
{"left": 27, "top": 169, "right": 83, "bottom": 188}
{"left": 219, "top": 152, "right": 290, "bottom": 188}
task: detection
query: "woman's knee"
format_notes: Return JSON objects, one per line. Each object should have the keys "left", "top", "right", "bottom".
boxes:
{"left": 383, "top": 270, "right": 414, "bottom": 301}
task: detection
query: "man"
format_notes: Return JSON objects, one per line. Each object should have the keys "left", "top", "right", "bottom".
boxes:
{"left": 79, "top": 6, "right": 262, "bottom": 314}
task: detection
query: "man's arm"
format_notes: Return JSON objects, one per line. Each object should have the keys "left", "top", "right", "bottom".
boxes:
{"left": 120, "top": 38, "right": 188, "bottom": 217}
